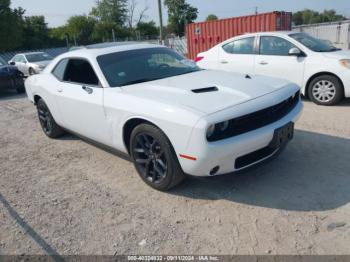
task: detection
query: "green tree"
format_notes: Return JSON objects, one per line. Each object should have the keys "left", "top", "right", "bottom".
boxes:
{"left": 293, "top": 9, "right": 346, "bottom": 25}
{"left": 21, "top": 16, "right": 49, "bottom": 49}
{"left": 136, "top": 21, "right": 158, "bottom": 38}
{"left": 90, "top": 0, "right": 128, "bottom": 26}
{"left": 0, "top": 0, "right": 24, "bottom": 51}
{"left": 164, "top": 0, "right": 198, "bottom": 36}
{"left": 66, "top": 15, "right": 96, "bottom": 45}
{"left": 92, "top": 21, "right": 130, "bottom": 41}
{"left": 206, "top": 14, "right": 218, "bottom": 21}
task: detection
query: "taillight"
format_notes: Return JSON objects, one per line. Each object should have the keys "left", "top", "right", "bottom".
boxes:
{"left": 195, "top": 56, "right": 204, "bottom": 62}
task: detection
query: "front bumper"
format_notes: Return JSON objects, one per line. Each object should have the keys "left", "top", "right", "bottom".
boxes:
{"left": 178, "top": 99, "right": 303, "bottom": 177}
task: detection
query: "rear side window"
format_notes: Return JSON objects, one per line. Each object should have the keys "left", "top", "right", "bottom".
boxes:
{"left": 52, "top": 59, "right": 68, "bottom": 81}
{"left": 260, "top": 36, "right": 295, "bottom": 56}
{"left": 222, "top": 37, "right": 255, "bottom": 54}
{"left": 63, "top": 59, "right": 99, "bottom": 86}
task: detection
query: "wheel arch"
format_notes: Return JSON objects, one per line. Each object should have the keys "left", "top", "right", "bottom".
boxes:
{"left": 123, "top": 117, "right": 162, "bottom": 155}
{"left": 305, "top": 72, "right": 344, "bottom": 98}
{"left": 33, "top": 94, "right": 42, "bottom": 105}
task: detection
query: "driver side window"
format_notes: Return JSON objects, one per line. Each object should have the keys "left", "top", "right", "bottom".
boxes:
{"left": 63, "top": 59, "right": 99, "bottom": 86}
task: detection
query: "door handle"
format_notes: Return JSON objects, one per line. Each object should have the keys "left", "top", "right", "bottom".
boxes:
{"left": 259, "top": 61, "right": 268, "bottom": 65}
{"left": 220, "top": 60, "right": 228, "bottom": 64}
{"left": 82, "top": 85, "right": 93, "bottom": 94}
{"left": 57, "top": 88, "right": 63, "bottom": 93}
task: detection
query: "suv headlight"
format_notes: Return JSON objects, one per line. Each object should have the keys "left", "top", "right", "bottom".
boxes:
{"left": 206, "top": 120, "right": 230, "bottom": 141}
{"left": 339, "top": 59, "right": 350, "bottom": 69}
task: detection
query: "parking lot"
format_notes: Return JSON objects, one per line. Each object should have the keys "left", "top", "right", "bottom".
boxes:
{"left": 0, "top": 89, "right": 350, "bottom": 255}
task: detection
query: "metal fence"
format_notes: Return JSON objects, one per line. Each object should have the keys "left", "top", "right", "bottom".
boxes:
{"left": 0, "top": 47, "right": 69, "bottom": 63}
{"left": 293, "top": 20, "right": 350, "bottom": 50}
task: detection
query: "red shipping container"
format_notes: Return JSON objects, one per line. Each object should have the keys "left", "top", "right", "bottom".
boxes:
{"left": 186, "top": 11, "right": 292, "bottom": 60}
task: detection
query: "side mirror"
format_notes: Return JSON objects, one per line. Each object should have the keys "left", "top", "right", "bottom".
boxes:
{"left": 9, "top": 61, "right": 15, "bottom": 66}
{"left": 289, "top": 47, "right": 303, "bottom": 57}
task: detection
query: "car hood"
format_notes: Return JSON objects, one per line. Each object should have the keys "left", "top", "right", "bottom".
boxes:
{"left": 321, "top": 49, "right": 350, "bottom": 59}
{"left": 122, "top": 70, "right": 296, "bottom": 114}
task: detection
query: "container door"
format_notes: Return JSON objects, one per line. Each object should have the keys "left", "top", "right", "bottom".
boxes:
{"left": 218, "top": 36, "right": 256, "bottom": 75}
{"left": 255, "top": 36, "right": 305, "bottom": 87}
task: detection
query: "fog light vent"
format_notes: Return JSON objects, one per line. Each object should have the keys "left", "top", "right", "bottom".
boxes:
{"left": 209, "top": 166, "right": 220, "bottom": 176}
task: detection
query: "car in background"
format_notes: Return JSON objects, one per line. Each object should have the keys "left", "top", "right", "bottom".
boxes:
{"left": 9, "top": 52, "right": 53, "bottom": 76}
{"left": 196, "top": 32, "right": 350, "bottom": 106}
{"left": 25, "top": 44, "right": 302, "bottom": 191}
{"left": 0, "top": 56, "right": 24, "bottom": 93}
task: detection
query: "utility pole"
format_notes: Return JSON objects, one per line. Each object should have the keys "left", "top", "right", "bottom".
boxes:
{"left": 112, "top": 29, "right": 116, "bottom": 42}
{"left": 157, "top": 0, "right": 164, "bottom": 44}
{"left": 255, "top": 6, "right": 258, "bottom": 15}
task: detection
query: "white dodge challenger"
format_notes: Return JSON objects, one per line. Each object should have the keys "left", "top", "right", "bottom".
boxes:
{"left": 25, "top": 43, "right": 303, "bottom": 191}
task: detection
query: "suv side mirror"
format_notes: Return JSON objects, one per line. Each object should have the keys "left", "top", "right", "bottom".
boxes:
{"left": 9, "top": 61, "right": 15, "bottom": 66}
{"left": 289, "top": 47, "right": 303, "bottom": 57}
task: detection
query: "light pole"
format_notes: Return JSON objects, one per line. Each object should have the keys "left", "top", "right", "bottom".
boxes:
{"left": 157, "top": 0, "right": 164, "bottom": 44}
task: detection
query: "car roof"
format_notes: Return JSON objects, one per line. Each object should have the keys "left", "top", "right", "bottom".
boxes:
{"left": 241, "top": 31, "right": 295, "bottom": 38}
{"left": 16, "top": 51, "right": 47, "bottom": 56}
{"left": 62, "top": 43, "right": 165, "bottom": 59}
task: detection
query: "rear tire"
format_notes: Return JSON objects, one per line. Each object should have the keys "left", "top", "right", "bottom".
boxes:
{"left": 130, "top": 124, "right": 185, "bottom": 191}
{"left": 37, "top": 99, "right": 65, "bottom": 138}
{"left": 308, "top": 75, "right": 344, "bottom": 106}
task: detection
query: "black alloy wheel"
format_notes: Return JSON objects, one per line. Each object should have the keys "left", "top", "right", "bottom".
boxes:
{"left": 36, "top": 99, "right": 64, "bottom": 138}
{"left": 133, "top": 133, "right": 168, "bottom": 184}
{"left": 130, "top": 124, "right": 185, "bottom": 191}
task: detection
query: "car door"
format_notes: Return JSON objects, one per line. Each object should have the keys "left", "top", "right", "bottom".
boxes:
{"left": 254, "top": 35, "right": 305, "bottom": 87}
{"left": 13, "top": 55, "right": 28, "bottom": 75}
{"left": 218, "top": 36, "right": 256, "bottom": 75}
{"left": 52, "top": 58, "right": 109, "bottom": 144}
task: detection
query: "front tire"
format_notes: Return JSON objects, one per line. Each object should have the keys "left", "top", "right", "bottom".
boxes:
{"left": 308, "top": 75, "right": 344, "bottom": 106}
{"left": 29, "top": 68, "right": 35, "bottom": 75}
{"left": 130, "top": 124, "right": 185, "bottom": 191}
{"left": 37, "top": 99, "right": 65, "bottom": 138}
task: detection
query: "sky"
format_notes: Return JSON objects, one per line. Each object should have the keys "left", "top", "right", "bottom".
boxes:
{"left": 10, "top": 0, "right": 350, "bottom": 28}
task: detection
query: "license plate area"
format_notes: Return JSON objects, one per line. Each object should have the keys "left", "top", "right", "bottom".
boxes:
{"left": 269, "top": 122, "right": 294, "bottom": 149}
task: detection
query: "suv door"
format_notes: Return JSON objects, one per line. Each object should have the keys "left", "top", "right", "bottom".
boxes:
{"left": 52, "top": 58, "right": 109, "bottom": 144}
{"left": 218, "top": 37, "right": 256, "bottom": 75}
{"left": 255, "top": 35, "right": 305, "bottom": 87}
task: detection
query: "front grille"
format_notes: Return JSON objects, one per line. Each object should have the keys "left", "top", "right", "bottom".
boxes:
{"left": 208, "top": 91, "right": 300, "bottom": 142}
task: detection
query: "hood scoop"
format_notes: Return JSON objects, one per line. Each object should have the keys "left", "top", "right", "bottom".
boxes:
{"left": 191, "top": 86, "right": 218, "bottom": 93}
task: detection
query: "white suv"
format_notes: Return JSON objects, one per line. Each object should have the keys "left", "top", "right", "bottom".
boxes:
{"left": 196, "top": 31, "right": 350, "bottom": 106}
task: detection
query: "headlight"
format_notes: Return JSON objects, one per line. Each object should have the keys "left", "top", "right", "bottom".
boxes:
{"left": 206, "top": 120, "right": 230, "bottom": 140}
{"left": 339, "top": 59, "right": 350, "bottom": 69}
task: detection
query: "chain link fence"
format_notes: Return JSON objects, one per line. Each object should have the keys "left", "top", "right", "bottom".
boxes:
{"left": 293, "top": 20, "right": 350, "bottom": 50}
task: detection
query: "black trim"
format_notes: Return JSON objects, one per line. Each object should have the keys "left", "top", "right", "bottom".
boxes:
{"left": 192, "top": 86, "right": 218, "bottom": 93}
{"left": 235, "top": 122, "right": 294, "bottom": 169}
{"left": 207, "top": 91, "right": 300, "bottom": 142}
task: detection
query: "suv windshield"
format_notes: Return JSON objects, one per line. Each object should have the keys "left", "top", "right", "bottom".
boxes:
{"left": 97, "top": 48, "right": 201, "bottom": 87}
{"left": 26, "top": 53, "right": 53, "bottom": 62}
{"left": 289, "top": 33, "right": 340, "bottom": 52}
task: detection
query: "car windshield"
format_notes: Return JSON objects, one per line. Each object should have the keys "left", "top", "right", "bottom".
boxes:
{"left": 289, "top": 33, "right": 340, "bottom": 52}
{"left": 97, "top": 48, "right": 201, "bottom": 87}
{"left": 26, "top": 53, "right": 53, "bottom": 62}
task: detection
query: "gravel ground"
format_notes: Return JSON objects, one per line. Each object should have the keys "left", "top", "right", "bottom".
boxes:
{"left": 1, "top": 90, "right": 350, "bottom": 256}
